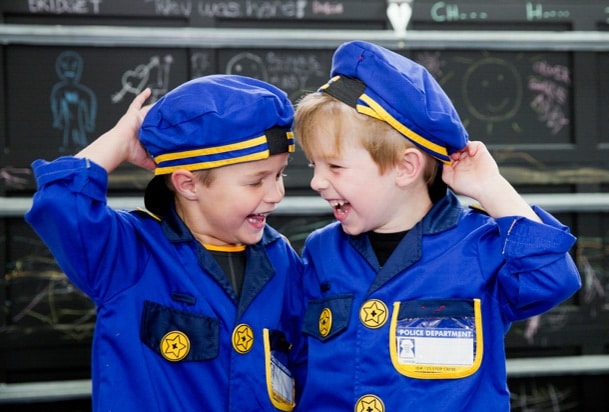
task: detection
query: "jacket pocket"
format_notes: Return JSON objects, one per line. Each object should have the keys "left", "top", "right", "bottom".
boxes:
{"left": 263, "top": 329, "right": 295, "bottom": 411}
{"left": 302, "top": 294, "right": 353, "bottom": 342}
{"left": 140, "top": 300, "right": 220, "bottom": 362}
{"left": 389, "top": 298, "right": 483, "bottom": 379}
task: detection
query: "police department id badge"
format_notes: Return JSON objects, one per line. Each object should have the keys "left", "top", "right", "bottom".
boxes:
{"left": 271, "top": 353, "right": 294, "bottom": 403}
{"left": 263, "top": 329, "right": 295, "bottom": 411}
{"left": 389, "top": 299, "right": 483, "bottom": 379}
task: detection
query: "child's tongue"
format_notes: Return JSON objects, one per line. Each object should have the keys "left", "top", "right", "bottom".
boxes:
{"left": 334, "top": 202, "right": 350, "bottom": 220}
{"left": 247, "top": 214, "right": 266, "bottom": 230}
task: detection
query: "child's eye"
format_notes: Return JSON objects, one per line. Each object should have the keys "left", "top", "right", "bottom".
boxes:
{"left": 307, "top": 162, "right": 315, "bottom": 168}
{"left": 277, "top": 172, "right": 287, "bottom": 180}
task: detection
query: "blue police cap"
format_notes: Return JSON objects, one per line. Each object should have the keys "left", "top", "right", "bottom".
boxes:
{"left": 140, "top": 74, "right": 295, "bottom": 174}
{"left": 319, "top": 41, "right": 468, "bottom": 164}
{"left": 140, "top": 74, "right": 295, "bottom": 215}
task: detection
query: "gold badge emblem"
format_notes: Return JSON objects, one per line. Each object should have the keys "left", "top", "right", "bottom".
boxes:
{"left": 160, "top": 330, "right": 190, "bottom": 362}
{"left": 359, "top": 299, "right": 388, "bottom": 329}
{"left": 232, "top": 323, "right": 254, "bottom": 354}
{"left": 319, "top": 307, "right": 333, "bottom": 337}
{"left": 355, "top": 394, "right": 384, "bottom": 412}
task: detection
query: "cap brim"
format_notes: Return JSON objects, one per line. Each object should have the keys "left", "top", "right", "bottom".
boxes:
{"left": 144, "top": 175, "right": 173, "bottom": 217}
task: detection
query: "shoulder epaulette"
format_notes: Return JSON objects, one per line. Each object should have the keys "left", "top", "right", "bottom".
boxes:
{"left": 133, "top": 207, "right": 162, "bottom": 221}
{"left": 468, "top": 204, "right": 489, "bottom": 215}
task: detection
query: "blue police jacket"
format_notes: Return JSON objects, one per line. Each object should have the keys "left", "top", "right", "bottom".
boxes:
{"left": 297, "top": 191, "right": 581, "bottom": 412}
{"left": 25, "top": 157, "right": 304, "bottom": 412}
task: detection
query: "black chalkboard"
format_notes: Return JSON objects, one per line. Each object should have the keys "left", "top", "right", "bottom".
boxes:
{"left": 2, "top": 45, "right": 189, "bottom": 191}
{"left": 0, "top": 45, "right": 336, "bottom": 194}
{"left": 410, "top": 49, "right": 573, "bottom": 145}
{"left": 599, "top": 53, "right": 609, "bottom": 145}
{"left": 1, "top": 43, "right": 605, "bottom": 194}
{"left": 3, "top": 41, "right": 609, "bottom": 197}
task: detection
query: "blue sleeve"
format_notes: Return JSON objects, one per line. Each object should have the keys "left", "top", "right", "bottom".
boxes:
{"left": 25, "top": 157, "right": 146, "bottom": 303}
{"left": 493, "top": 206, "right": 581, "bottom": 321}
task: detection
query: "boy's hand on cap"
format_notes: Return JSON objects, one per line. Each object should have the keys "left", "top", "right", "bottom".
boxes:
{"left": 441, "top": 141, "right": 501, "bottom": 201}
{"left": 121, "top": 88, "right": 156, "bottom": 171}
{"left": 76, "top": 88, "right": 156, "bottom": 173}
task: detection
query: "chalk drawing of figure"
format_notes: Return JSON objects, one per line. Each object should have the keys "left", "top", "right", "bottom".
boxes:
{"left": 50, "top": 51, "right": 97, "bottom": 152}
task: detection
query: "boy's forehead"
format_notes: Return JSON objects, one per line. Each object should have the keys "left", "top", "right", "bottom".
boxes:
{"left": 305, "top": 137, "right": 342, "bottom": 161}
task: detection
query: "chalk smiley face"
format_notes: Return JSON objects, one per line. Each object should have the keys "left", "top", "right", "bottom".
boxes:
{"left": 462, "top": 57, "right": 522, "bottom": 123}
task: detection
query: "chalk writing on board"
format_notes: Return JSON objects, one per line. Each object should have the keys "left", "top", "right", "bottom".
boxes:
{"left": 529, "top": 60, "right": 570, "bottom": 135}
{"left": 50, "top": 51, "right": 97, "bottom": 152}
{"left": 112, "top": 55, "right": 174, "bottom": 104}
{"left": 146, "top": 0, "right": 310, "bottom": 18}
{"left": 525, "top": 2, "right": 570, "bottom": 21}
{"left": 27, "top": 0, "right": 103, "bottom": 14}
{"left": 148, "top": 0, "right": 193, "bottom": 16}
{"left": 312, "top": 0, "right": 343, "bottom": 16}
{"left": 429, "top": 2, "right": 488, "bottom": 22}
{"left": 224, "top": 50, "right": 326, "bottom": 101}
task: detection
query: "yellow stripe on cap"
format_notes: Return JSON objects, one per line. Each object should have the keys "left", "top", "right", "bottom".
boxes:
{"left": 358, "top": 94, "right": 451, "bottom": 164}
{"left": 155, "top": 135, "right": 268, "bottom": 164}
{"left": 286, "top": 131, "right": 296, "bottom": 152}
{"left": 317, "top": 75, "right": 341, "bottom": 92}
{"left": 153, "top": 132, "right": 295, "bottom": 175}
{"left": 155, "top": 151, "right": 271, "bottom": 175}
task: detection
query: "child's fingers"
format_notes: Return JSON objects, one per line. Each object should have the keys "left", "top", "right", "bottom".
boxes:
{"left": 130, "top": 88, "right": 152, "bottom": 110}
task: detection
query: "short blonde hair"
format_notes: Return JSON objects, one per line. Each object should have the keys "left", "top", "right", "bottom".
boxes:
{"left": 294, "top": 92, "right": 438, "bottom": 185}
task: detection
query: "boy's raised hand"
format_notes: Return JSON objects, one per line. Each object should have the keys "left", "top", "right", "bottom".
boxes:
{"left": 442, "top": 141, "right": 541, "bottom": 221}
{"left": 441, "top": 141, "right": 500, "bottom": 201}
{"left": 76, "top": 88, "right": 156, "bottom": 173}
{"left": 119, "top": 88, "right": 156, "bottom": 171}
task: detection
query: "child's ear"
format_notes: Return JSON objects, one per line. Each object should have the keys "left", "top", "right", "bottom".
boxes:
{"left": 395, "top": 148, "right": 425, "bottom": 186}
{"left": 171, "top": 170, "right": 198, "bottom": 200}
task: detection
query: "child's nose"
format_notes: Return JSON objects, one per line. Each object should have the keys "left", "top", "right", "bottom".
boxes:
{"left": 310, "top": 171, "right": 328, "bottom": 192}
{"left": 265, "top": 180, "right": 285, "bottom": 204}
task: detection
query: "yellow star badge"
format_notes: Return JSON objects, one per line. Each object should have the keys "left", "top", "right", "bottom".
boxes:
{"left": 232, "top": 324, "right": 254, "bottom": 354}
{"left": 359, "top": 299, "right": 388, "bottom": 329}
{"left": 160, "top": 331, "right": 190, "bottom": 362}
{"left": 356, "top": 394, "right": 385, "bottom": 412}
{"left": 319, "top": 307, "right": 333, "bottom": 337}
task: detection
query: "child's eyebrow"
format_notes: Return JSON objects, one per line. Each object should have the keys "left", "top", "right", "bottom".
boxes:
{"left": 246, "top": 167, "right": 283, "bottom": 178}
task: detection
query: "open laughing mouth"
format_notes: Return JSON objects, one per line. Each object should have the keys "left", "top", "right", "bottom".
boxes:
{"left": 330, "top": 200, "right": 350, "bottom": 216}
{"left": 247, "top": 213, "right": 267, "bottom": 229}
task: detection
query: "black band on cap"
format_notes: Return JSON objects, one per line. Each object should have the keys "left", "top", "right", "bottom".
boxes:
{"left": 266, "top": 126, "right": 292, "bottom": 155}
{"left": 321, "top": 76, "right": 367, "bottom": 108}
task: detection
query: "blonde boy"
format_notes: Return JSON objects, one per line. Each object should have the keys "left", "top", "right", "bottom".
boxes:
{"left": 293, "top": 41, "right": 580, "bottom": 412}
